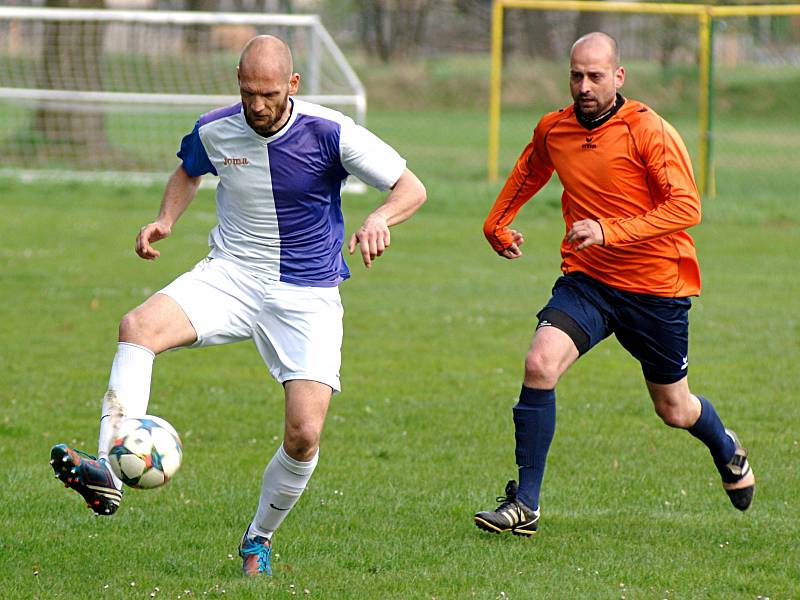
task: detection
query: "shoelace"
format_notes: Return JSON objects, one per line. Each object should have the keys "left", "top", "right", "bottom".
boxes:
{"left": 495, "top": 492, "right": 519, "bottom": 516}
{"left": 74, "top": 448, "right": 98, "bottom": 461}
{"left": 243, "top": 539, "right": 272, "bottom": 574}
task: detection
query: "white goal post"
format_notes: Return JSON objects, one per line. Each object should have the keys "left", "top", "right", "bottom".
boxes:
{"left": 0, "top": 7, "right": 366, "bottom": 183}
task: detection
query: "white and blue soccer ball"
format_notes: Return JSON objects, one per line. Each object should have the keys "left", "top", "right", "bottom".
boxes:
{"left": 108, "top": 415, "right": 183, "bottom": 489}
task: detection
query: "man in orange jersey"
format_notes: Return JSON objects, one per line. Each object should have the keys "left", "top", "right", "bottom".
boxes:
{"left": 473, "top": 32, "right": 754, "bottom": 537}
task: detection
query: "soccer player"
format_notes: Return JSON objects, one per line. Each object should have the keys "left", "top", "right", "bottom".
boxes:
{"left": 473, "top": 32, "right": 754, "bottom": 537}
{"left": 49, "top": 35, "right": 426, "bottom": 575}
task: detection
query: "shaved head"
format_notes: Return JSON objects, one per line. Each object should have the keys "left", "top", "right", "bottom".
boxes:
{"left": 239, "top": 35, "right": 294, "bottom": 81}
{"left": 570, "top": 32, "right": 619, "bottom": 69}
{"left": 237, "top": 35, "right": 300, "bottom": 136}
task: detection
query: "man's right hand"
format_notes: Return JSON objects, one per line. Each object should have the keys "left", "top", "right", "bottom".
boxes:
{"left": 135, "top": 221, "right": 172, "bottom": 260}
{"left": 499, "top": 229, "right": 525, "bottom": 259}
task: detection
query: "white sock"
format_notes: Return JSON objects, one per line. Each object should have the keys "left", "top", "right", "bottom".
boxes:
{"left": 97, "top": 342, "right": 155, "bottom": 469}
{"left": 250, "top": 445, "right": 319, "bottom": 540}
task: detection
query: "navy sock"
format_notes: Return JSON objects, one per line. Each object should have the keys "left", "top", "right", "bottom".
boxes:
{"left": 514, "top": 385, "right": 556, "bottom": 511}
{"left": 687, "top": 395, "right": 736, "bottom": 479}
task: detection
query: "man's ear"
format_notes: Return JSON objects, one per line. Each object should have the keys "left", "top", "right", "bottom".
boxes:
{"left": 615, "top": 66, "right": 625, "bottom": 90}
{"left": 289, "top": 72, "right": 301, "bottom": 95}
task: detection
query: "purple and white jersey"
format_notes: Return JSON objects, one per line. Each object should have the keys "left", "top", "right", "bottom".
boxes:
{"left": 177, "top": 99, "right": 406, "bottom": 287}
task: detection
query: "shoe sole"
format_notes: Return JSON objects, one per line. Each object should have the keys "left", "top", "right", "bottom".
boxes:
{"left": 473, "top": 515, "right": 537, "bottom": 537}
{"left": 50, "top": 445, "right": 121, "bottom": 516}
{"left": 723, "top": 469, "right": 756, "bottom": 511}
{"left": 722, "top": 430, "right": 755, "bottom": 511}
{"left": 726, "top": 484, "right": 755, "bottom": 511}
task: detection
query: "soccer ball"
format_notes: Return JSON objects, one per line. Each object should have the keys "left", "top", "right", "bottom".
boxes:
{"left": 108, "top": 415, "right": 183, "bottom": 489}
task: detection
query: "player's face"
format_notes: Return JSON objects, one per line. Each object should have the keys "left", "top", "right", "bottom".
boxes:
{"left": 569, "top": 44, "right": 624, "bottom": 119}
{"left": 239, "top": 69, "right": 299, "bottom": 136}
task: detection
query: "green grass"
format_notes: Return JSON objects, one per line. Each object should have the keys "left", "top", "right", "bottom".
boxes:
{"left": 1, "top": 107, "right": 798, "bottom": 599}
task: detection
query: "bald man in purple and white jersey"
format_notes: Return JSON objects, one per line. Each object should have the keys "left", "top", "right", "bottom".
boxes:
{"left": 50, "top": 35, "right": 426, "bottom": 576}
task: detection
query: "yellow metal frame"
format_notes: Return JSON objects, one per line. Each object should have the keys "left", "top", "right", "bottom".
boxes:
{"left": 697, "top": 8, "right": 713, "bottom": 197}
{"left": 488, "top": 0, "right": 800, "bottom": 197}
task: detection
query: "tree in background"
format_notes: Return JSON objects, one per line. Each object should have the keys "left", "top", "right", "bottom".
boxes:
{"left": 35, "top": 0, "right": 109, "bottom": 163}
{"left": 355, "top": 0, "right": 435, "bottom": 62}
{"left": 573, "top": 10, "right": 605, "bottom": 42}
{"left": 524, "top": 9, "right": 559, "bottom": 60}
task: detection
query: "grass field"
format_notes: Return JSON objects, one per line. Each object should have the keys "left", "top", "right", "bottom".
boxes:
{"left": 1, "top": 107, "right": 799, "bottom": 599}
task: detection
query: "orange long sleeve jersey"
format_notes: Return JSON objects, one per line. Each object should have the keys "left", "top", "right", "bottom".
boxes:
{"left": 483, "top": 98, "right": 702, "bottom": 297}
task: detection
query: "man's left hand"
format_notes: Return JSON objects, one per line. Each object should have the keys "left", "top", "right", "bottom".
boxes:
{"left": 348, "top": 213, "right": 390, "bottom": 268}
{"left": 567, "top": 219, "right": 604, "bottom": 251}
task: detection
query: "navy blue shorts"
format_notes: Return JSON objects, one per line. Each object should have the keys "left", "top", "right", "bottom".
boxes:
{"left": 537, "top": 272, "right": 692, "bottom": 384}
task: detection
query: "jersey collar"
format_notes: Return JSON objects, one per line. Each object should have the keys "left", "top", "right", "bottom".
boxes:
{"left": 574, "top": 93, "right": 625, "bottom": 131}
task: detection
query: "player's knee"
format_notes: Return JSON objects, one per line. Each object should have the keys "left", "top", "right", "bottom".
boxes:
{"left": 284, "top": 423, "right": 321, "bottom": 461}
{"left": 523, "top": 351, "right": 560, "bottom": 389}
{"left": 654, "top": 401, "right": 693, "bottom": 428}
{"left": 118, "top": 310, "right": 144, "bottom": 342}
{"left": 118, "top": 308, "right": 159, "bottom": 349}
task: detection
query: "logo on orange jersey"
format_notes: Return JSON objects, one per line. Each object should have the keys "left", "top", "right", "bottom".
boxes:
{"left": 223, "top": 156, "right": 250, "bottom": 166}
{"left": 581, "top": 136, "right": 597, "bottom": 150}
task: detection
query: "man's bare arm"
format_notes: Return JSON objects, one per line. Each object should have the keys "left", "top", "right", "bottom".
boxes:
{"left": 136, "top": 165, "right": 203, "bottom": 260}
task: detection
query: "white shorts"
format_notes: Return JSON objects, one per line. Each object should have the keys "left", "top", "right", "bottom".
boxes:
{"left": 159, "top": 257, "right": 343, "bottom": 392}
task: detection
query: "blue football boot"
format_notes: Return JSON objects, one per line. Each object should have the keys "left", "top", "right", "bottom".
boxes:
{"left": 239, "top": 525, "right": 273, "bottom": 576}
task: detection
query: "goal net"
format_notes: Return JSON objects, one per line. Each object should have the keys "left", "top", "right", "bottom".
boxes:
{"left": 0, "top": 7, "right": 366, "bottom": 182}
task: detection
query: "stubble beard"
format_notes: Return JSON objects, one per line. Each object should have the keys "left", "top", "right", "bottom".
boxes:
{"left": 245, "top": 94, "right": 290, "bottom": 137}
{"left": 575, "top": 92, "right": 614, "bottom": 120}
